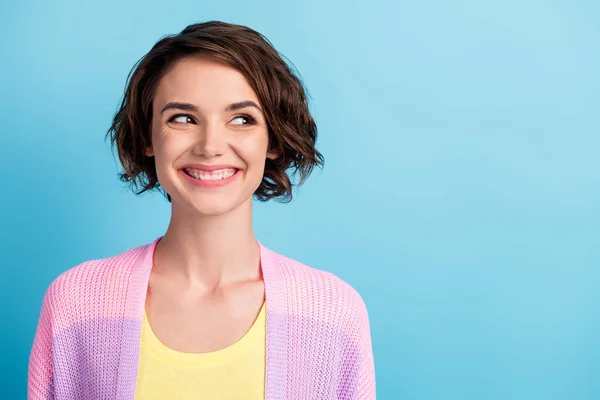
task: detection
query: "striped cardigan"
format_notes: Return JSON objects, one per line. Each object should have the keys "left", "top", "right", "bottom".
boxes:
{"left": 28, "top": 236, "right": 376, "bottom": 399}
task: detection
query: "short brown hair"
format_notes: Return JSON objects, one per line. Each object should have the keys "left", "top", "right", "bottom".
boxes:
{"left": 105, "top": 21, "right": 324, "bottom": 203}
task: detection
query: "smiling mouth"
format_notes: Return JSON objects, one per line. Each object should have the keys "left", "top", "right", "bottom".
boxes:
{"left": 181, "top": 167, "right": 240, "bottom": 181}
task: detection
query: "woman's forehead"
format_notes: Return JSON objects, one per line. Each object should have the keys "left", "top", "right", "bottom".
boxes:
{"left": 154, "top": 57, "right": 260, "bottom": 111}
{"left": 163, "top": 58, "right": 255, "bottom": 92}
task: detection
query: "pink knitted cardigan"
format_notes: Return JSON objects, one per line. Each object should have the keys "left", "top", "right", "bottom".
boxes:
{"left": 28, "top": 236, "right": 376, "bottom": 399}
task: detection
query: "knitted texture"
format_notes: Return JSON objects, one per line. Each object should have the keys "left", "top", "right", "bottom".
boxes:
{"left": 28, "top": 236, "right": 376, "bottom": 399}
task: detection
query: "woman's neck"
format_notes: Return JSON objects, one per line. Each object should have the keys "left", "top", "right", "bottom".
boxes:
{"left": 152, "top": 198, "right": 261, "bottom": 290}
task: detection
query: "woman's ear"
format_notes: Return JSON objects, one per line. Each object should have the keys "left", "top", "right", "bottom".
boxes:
{"left": 266, "top": 150, "right": 278, "bottom": 160}
{"left": 145, "top": 147, "right": 154, "bottom": 157}
{"left": 266, "top": 142, "right": 280, "bottom": 160}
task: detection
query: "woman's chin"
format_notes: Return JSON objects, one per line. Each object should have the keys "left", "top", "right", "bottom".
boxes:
{"left": 187, "top": 201, "right": 235, "bottom": 217}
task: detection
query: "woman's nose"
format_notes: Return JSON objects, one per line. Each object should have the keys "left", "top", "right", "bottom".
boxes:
{"left": 192, "top": 122, "right": 226, "bottom": 158}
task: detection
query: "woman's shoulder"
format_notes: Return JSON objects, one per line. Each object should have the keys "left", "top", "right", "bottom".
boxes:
{"left": 48, "top": 241, "right": 146, "bottom": 292}
{"left": 266, "top": 247, "right": 370, "bottom": 324}
{"left": 39, "top": 241, "right": 150, "bottom": 325}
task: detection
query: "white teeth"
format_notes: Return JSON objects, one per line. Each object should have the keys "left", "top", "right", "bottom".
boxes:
{"left": 185, "top": 168, "right": 237, "bottom": 181}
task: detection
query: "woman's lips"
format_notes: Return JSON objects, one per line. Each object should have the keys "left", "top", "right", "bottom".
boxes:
{"left": 178, "top": 168, "right": 242, "bottom": 189}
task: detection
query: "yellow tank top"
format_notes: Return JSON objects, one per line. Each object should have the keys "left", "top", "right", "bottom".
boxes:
{"left": 135, "top": 302, "right": 266, "bottom": 399}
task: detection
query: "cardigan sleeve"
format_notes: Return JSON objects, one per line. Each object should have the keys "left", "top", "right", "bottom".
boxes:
{"left": 354, "top": 295, "right": 376, "bottom": 399}
{"left": 337, "top": 281, "right": 376, "bottom": 399}
{"left": 28, "top": 283, "right": 55, "bottom": 400}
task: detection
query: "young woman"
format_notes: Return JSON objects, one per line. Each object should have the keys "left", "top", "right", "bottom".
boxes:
{"left": 28, "top": 21, "right": 375, "bottom": 399}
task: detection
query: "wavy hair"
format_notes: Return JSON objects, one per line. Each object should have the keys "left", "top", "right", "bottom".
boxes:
{"left": 105, "top": 21, "right": 324, "bottom": 203}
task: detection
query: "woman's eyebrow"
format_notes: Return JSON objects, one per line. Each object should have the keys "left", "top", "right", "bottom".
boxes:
{"left": 160, "top": 102, "right": 198, "bottom": 114}
{"left": 160, "top": 101, "right": 263, "bottom": 115}
{"left": 225, "top": 100, "right": 263, "bottom": 114}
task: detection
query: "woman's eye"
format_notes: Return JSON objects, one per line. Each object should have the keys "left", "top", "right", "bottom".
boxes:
{"left": 231, "top": 115, "right": 256, "bottom": 126}
{"left": 168, "top": 114, "right": 194, "bottom": 124}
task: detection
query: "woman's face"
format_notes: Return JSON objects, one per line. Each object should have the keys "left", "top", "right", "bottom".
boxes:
{"left": 146, "top": 56, "right": 277, "bottom": 216}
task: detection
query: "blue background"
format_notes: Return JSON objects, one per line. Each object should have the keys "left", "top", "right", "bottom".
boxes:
{"left": 2, "top": 0, "right": 599, "bottom": 398}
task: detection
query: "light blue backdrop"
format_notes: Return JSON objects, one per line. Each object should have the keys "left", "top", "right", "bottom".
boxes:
{"left": 1, "top": 0, "right": 599, "bottom": 398}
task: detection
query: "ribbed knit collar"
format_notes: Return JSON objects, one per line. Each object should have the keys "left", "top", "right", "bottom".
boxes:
{"left": 115, "top": 235, "right": 290, "bottom": 400}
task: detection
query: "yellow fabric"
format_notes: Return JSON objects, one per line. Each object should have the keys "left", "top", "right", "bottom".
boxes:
{"left": 135, "top": 302, "right": 266, "bottom": 399}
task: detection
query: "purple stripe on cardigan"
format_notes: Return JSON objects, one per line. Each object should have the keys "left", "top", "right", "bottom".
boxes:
{"left": 48, "top": 314, "right": 361, "bottom": 399}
